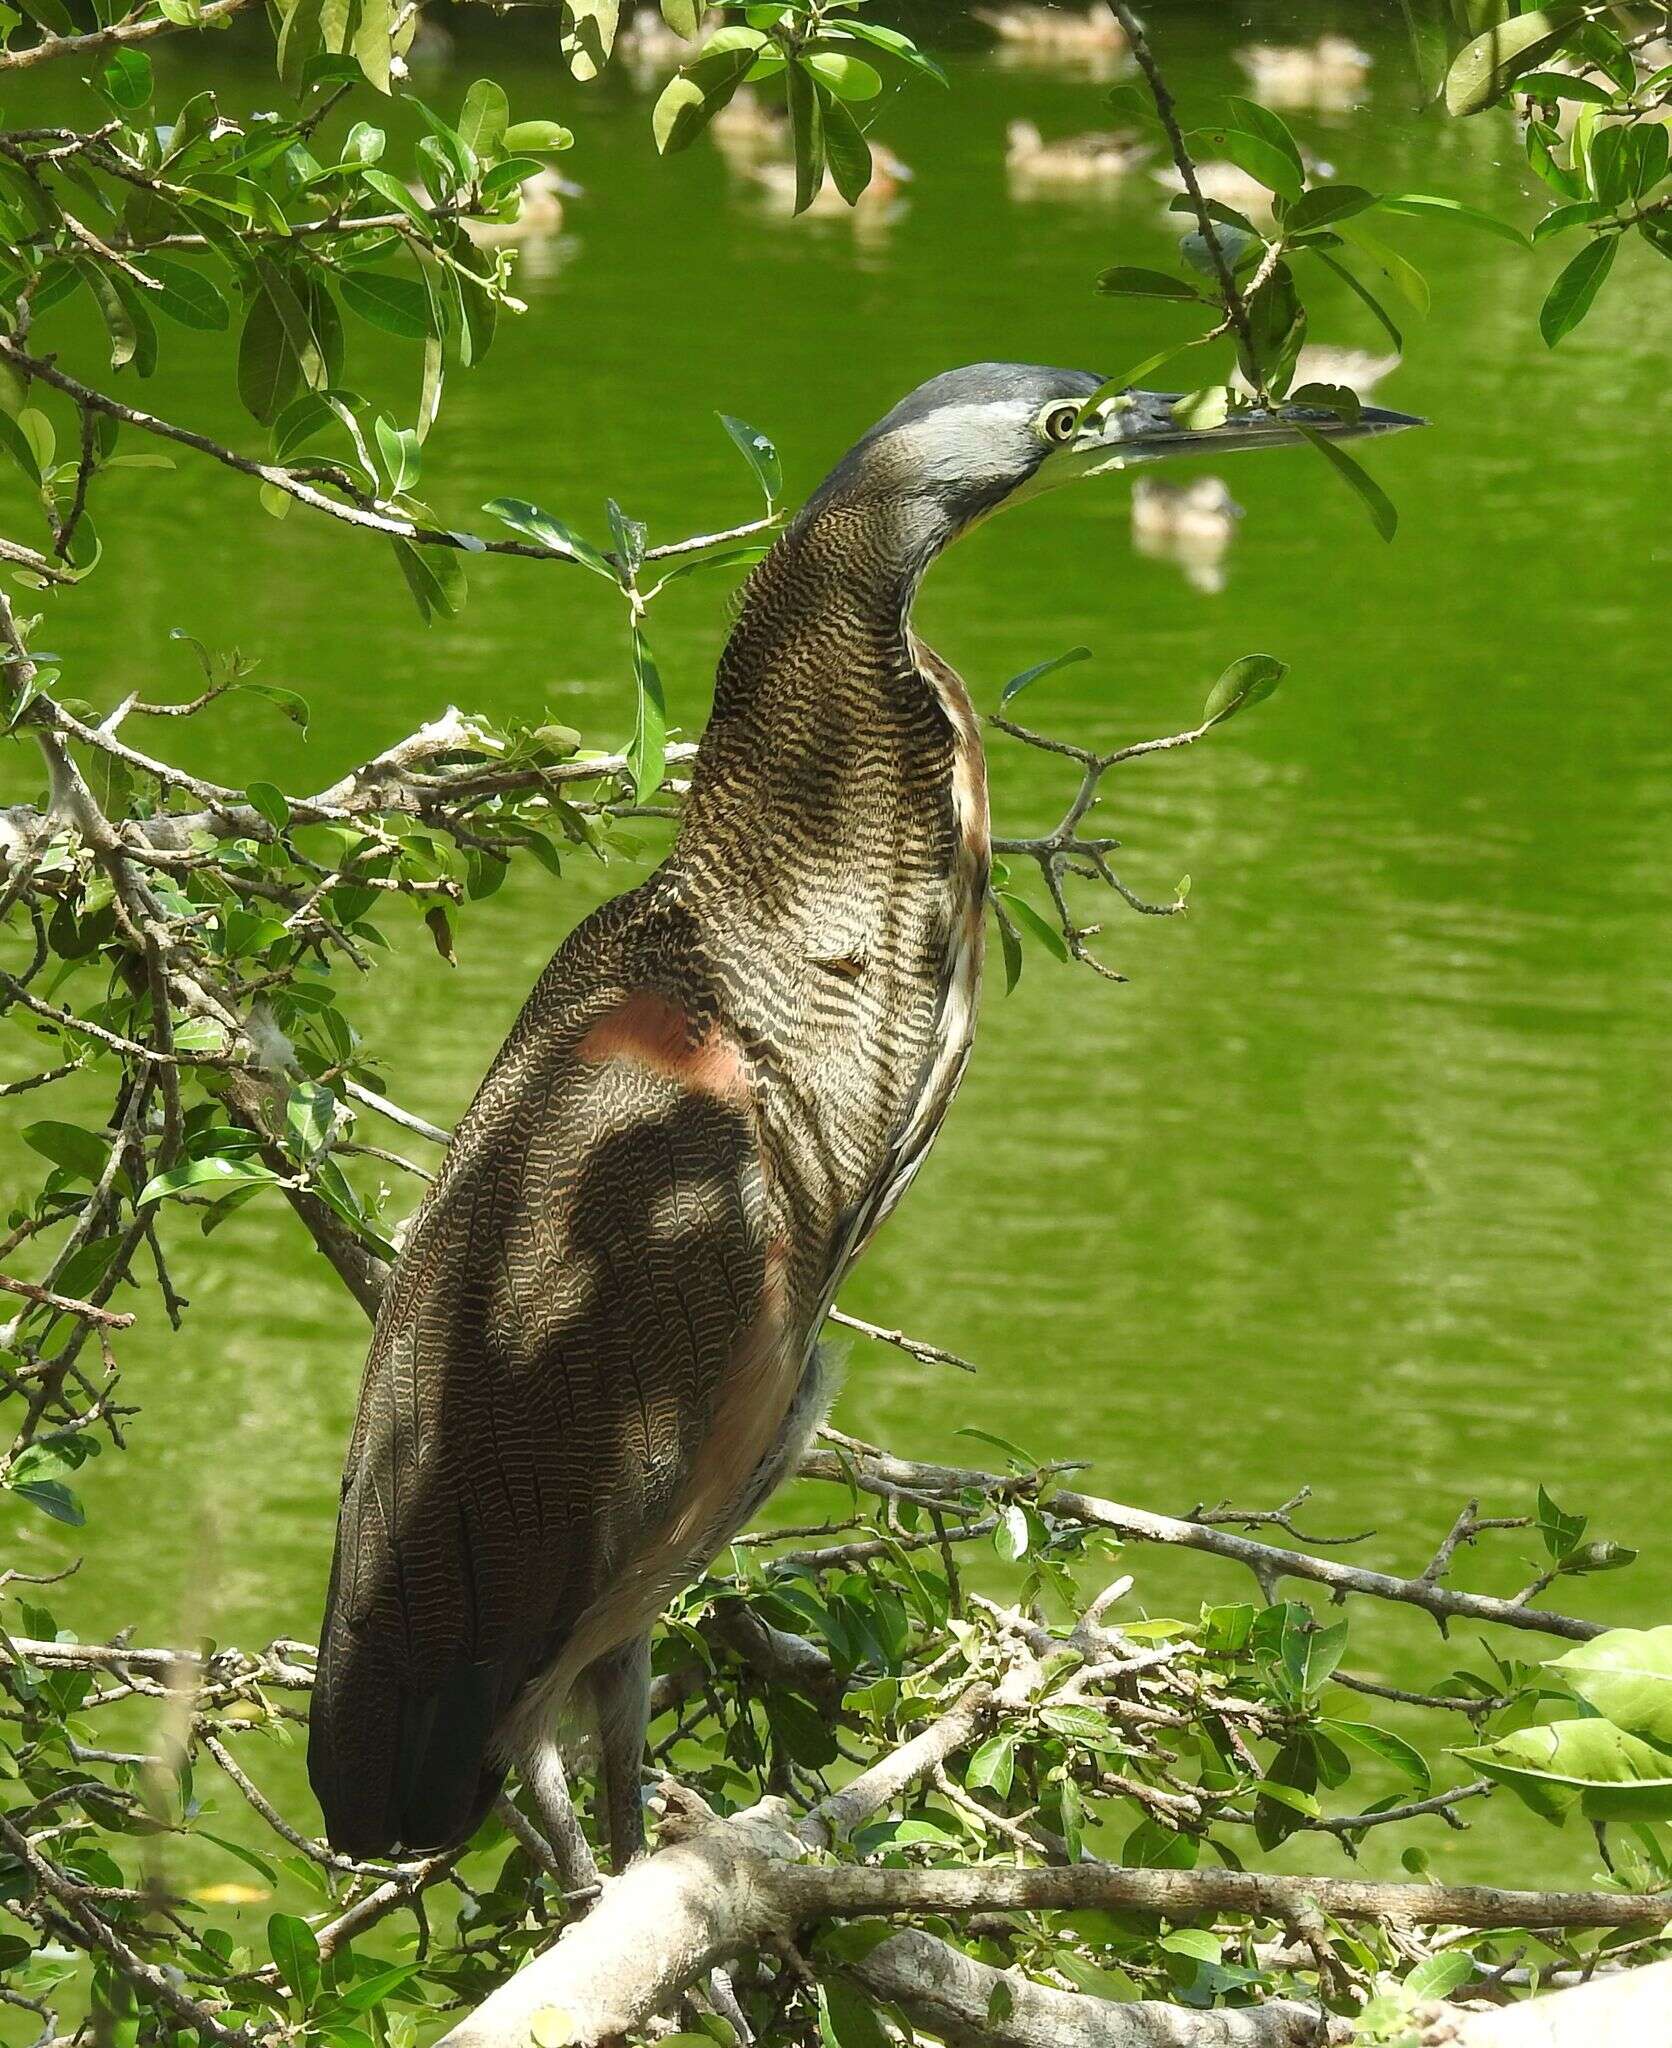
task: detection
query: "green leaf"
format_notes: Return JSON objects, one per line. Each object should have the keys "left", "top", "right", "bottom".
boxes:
{"left": 140, "top": 1155, "right": 284, "bottom": 1206}
{"left": 501, "top": 120, "right": 574, "bottom": 153}
{"left": 240, "top": 681, "right": 311, "bottom": 733}
{"left": 360, "top": 167, "right": 435, "bottom": 234}
{"left": 1321, "top": 1718, "right": 1431, "bottom": 1794}
{"left": 81, "top": 262, "right": 138, "bottom": 371}
{"left": 140, "top": 255, "right": 230, "bottom": 331}
{"left": 374, "top": 416, "right": 421, "bottom": 494}
{"left": 1201, "top": 653, "right": 1286, "bottom": 728}
{"left": 1293, "top": 423, "right": 1398, "bottom": 541}
{"left": 561, "top": 0, "right": 619, "bottom": 81}
{"left": 821, "top": 93, "right": 872, "bottom": 206}
{"left": 1000, "top": 645, "right": 1090, "bottom": 708}
{"left": 1538, "top": 236, "right": 1616, "bottom": 346}
{"left": 1456, "top": 1718, "right": 1672, "bottom": 1823}
{"left": 485, "top": 496, "right": 616, "bottom": 575}
{"left": 994, "top": 901, "right": 1023, "bottom": 993}
{"left": 1189, "top": 124, "right": 1301, "bottom": 204}
{"left": 7, "top": 1475, "right": 85, "bottom": 1525}
{"left": 390, "top": 538, "right": 465, "bottom": 623}
{"left": 818, "top": 1979, "right": 890, "bottom": 2048}
{"left": 994, "top": 1501, "right": 1029, "bottom": 1561}
{"left": 1281, "top": 1612, "right": 1348, "bottom": 1696}
{"left": 1284, "top": 183, "right": 1378, "bottom": 234}
{"left": 1040, "top": 1703, "right": 1120, "bottom": 1747}
{"left": 0, "top": 409, "right": 41, "bottom": 486}
{"left": 626, "top": 627, "right": 668, "bottom": 801}
{"left": 1172, "top": 385, "right": 1230, "bottom": 430}
{"left": 1376, "top": 192, "right": 1531, "bottom": 246}
{"left": 1222, "top": 96, "right": 1305, "bottom": 187}
{"left": 99, "top": 46, "right": 153, "bottom": 109}
{"left": 1160, "top": 1928, "right": 1223, "bottom": 1964}
{"left": 803, "top": 51, "right": 881, "bottom": 101}
{"left": 1547, "top": 1628, "right": 1672, "bottom": 1745}
{"left": 245, "top": 781, "right": 290, "bottom": 831}
{"left": 1254, "top": 1737, "right": 1320, "bottom": 1848}
{"left": 652, "top": 27, "right": 765, "bottom": 153}
{"left": 965, "top": 1733, "right": 1016, "bottom": 1798}
{"left": 1445, "top": 8, "right": 1582, "bottom": 116}
{"left": 339, "top": 270, "right": 433, "bottom": 341}
{"left": 716, "top": 412, "right": 781, "bottom": 504}
{"left": 1335, "top": 220, "right": 1430, "bottom": 316}
{"left": 268, "top": 1912, "right": 320, "bottom": 2010}
{"left": 1095, "top": 265, "right": 1206, "bottom": 302}
{"left": 1535, "top": 1483, "right": 1587, "bottom": 1561}
{"left": 1517, "top": 67, "right": 1612, "bottom": 105}
{"left": 23, "top": 1120, "right": 111, "bottom": 1183}
{"left": 1405, "top": 1952, "right": 1475, "bottom": 2002}
{"left": 836, "top": 18, "right": 947, "bottom": 86}
{"left": 786, "top": 56, "right": 826, "bottom": 215}
{"left": 995, "top": 891, "right": 1068, "bottom": 963}
{"left": 1306, "top": 248, "right": 1403, "bottom": 353}
{"left": 237, "top": 284, "right": 300, "bottom": 427}
{"left": 458, "top": 78, "right": 509, "bottom": 158}
{"left": 315, "top": 1963, "right": 419, "bottom": 2021}
{"left": 652, "top": 75, "right": 713, "bottom": 155}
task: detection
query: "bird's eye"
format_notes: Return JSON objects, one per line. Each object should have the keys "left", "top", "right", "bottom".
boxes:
{"left": 1039, "top": 402, "right": 1080, "bottom": 446}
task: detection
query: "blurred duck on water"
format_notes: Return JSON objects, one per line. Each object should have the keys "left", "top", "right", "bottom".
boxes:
{"left": 462, "top": 170, "right": 574, "bottom": 248}
{"left": 1233, "top": 347, "right": 1402, "bottom": 401}
{"left": 710, "top": 89, "right": 787, "bottom": 164}
{"left": 616, "top": 6, "right": 688, "bottom": 75}
{"left": 1234, "top": 34, "right": 1372, "bottom": 112}
{"left": 1005, "top": 119, "right": 1150, "bottom": 191}
{"left": 1154, "top": 144, "right": 1332, "bottom": 224}
{"left": 1130, "top": 476, "right": 1243, "bottom": 596}
{"left": 977, "top": 4, "right": 1129, "bottom": 75}
{"left": 749, "top": 143, "right": 912, "bottom": 233}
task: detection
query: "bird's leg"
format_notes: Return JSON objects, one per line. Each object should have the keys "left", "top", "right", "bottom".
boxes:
{"left": 517, "top": 1737, "right": 601, "bottom": 1895}
{"left": 588, "top": 1633, "right": 652, "bottom": 1869}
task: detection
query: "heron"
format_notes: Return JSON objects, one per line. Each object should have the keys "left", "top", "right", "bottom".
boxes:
{"left": 308, "top": 364, "right": 1420, "bottom": 1871}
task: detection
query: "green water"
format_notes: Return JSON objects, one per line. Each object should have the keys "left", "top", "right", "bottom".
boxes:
{"left": 3, "top": 2, "right": 1669, "bottom": 1891}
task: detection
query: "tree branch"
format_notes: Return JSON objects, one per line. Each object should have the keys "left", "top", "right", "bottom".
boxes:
{"left": 0, "top": 0, "right": 256, "bottom": 72}
{"left": 0, "top": 341, "right": 774, "bottom": 567}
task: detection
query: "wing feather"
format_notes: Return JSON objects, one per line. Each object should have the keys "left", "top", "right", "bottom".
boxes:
{"left": 309, "top": 906, "right": 773, "bottom": 1855}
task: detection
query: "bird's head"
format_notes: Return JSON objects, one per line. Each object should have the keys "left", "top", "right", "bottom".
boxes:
{"left": 802, "top": 362, "right": 1422, "bottom": 559}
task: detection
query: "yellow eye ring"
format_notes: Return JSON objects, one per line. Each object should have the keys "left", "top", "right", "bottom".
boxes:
{"left": 1039, "top": 402, "right": 1080, "bottom": 446}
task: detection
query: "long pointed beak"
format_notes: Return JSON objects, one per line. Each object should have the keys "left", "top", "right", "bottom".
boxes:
{"left": 1066, "top": 387, "right": 1425, "bottom": 477}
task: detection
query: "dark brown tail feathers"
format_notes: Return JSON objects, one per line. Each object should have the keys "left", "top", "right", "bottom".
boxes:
{"left": 308, "top": 1620, "right": 508, "bottom": 1857}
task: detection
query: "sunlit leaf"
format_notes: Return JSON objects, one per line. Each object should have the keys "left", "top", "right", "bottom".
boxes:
{"left": 1445, "top": 7, "right": 1583, "bottom": 116}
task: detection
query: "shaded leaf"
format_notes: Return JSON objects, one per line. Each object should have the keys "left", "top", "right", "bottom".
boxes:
{"left": 1539, "top": 236, "right": 1616, "bottom": 346}
{"left": 1000, "top": 645, "right": 1090, "bottom": 708}
{"left": 1294, "top": 423, "right": 1398, "bottom": 541}
{"left": 1096, "top": 265, "right": 1206, "bottom": 302}
{"left": 1202, "top": 653, "right": 1286, "bottom": 727}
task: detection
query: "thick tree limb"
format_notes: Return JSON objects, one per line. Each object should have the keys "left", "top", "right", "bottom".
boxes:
{"left": 438, "top": 1798, "right": 1668, "bottom": 2048}
{"left": 777, "top": 1863, "right": 1670, "bottom": 1933}
{"left": 1420, "top": 1958, "right": 1672, "bottom": 2046}
{"left": 853, "top": 1928, "right": 1344, "bottom": 2047}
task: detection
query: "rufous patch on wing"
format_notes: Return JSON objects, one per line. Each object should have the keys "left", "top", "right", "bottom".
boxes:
{"left": 576, "top": 990, "right": 751, "bottom": 1104}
